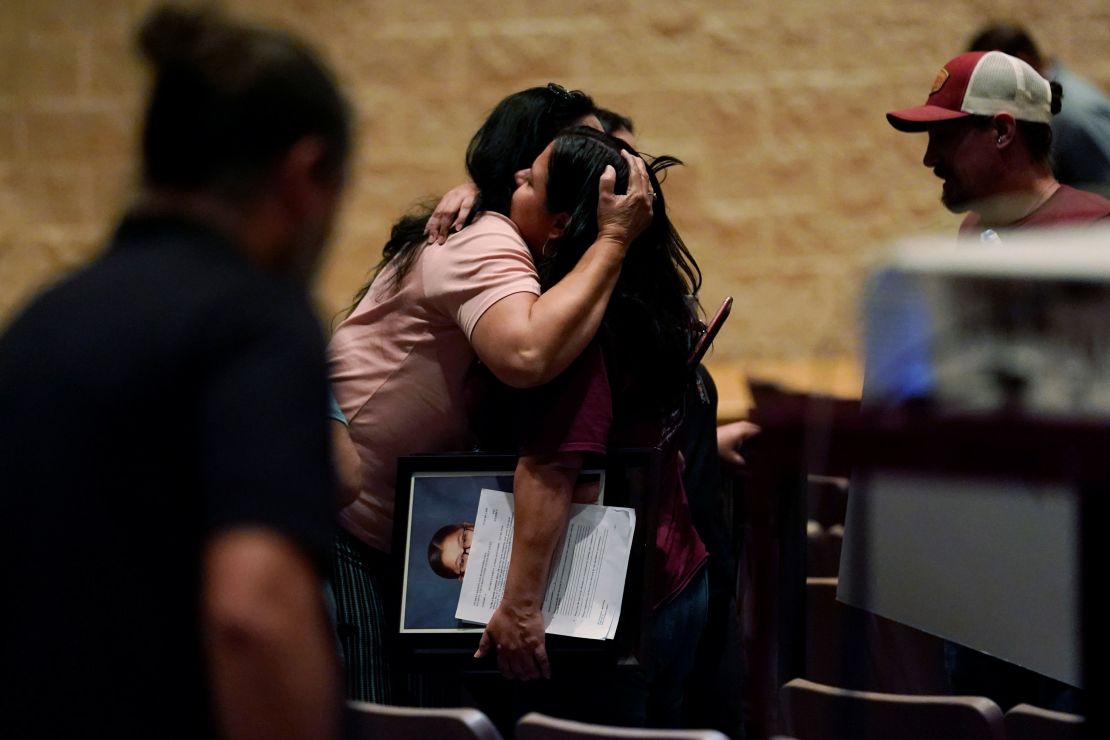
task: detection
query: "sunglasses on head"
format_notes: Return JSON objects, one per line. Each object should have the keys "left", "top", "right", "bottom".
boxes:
{"left": 546, "top": 82, "right": 587, "bottom": 103}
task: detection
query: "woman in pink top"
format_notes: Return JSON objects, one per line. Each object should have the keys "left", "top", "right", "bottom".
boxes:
{"left": 327, "top": 85, "right": 653, "bottom": 703}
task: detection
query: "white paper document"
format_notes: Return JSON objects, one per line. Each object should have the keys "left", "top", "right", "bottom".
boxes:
{"left": 455, "top": 488, "right": 635, "bottom": 640}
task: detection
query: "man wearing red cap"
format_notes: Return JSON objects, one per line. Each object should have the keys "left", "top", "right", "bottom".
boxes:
{"left": 888, "top": 51, "right": 1110, "bottom": 236}
{"left": 884, "top": 52, "right": 1103, "bottom": 716}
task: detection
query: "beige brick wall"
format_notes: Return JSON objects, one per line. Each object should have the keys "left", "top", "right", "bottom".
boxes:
{"left": 4, "top": 0, "right": 1109, "bottom": 380}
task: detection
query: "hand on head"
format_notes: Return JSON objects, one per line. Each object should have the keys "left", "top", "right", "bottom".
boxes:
{"left": 597, "top": 150, "right": 654, "bottom": 249}
{"left": 424, "top": 182, "right": 480, "bottom": 245}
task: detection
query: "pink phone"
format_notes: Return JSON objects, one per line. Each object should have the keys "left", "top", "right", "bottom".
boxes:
{"left": 688, "top": 296, "right": 733, "bottom": 368}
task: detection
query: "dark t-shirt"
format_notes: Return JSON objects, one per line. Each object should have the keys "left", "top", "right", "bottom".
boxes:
{"left": 0, "top": 214, "right": 336, "bottom": 739}
{"left": 959, "top": 184, "right": 1110, "bottom": 236}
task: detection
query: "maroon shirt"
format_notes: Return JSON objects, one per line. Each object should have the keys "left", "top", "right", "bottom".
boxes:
{"left": 516, "top": 342, "right": 709, "bottom": 608}
{"left": 960, "top": 184, "right": 1110, "bottom": 236}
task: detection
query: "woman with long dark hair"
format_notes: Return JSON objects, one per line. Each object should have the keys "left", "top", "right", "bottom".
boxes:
{"left": 327, "top": 85, "right": 653, "bottom": 703}
{"left": 474, "top": 126, "right": 709, "bottom": 728}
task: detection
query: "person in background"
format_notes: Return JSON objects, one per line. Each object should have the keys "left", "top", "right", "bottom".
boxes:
{"left": 888, "top": 50, "right": 1110, "bottom": 237}
{"left": 969, "top": 22, "right": 1110, "bottom": 196}
{"left": 595, "top": 107, "right": 638, "bottom": 149}
{"left": 0, "top": 5, "right": 351, "bottom": 740}
{"left": 886, "top": 50, "right": 1106, "bottom": 713}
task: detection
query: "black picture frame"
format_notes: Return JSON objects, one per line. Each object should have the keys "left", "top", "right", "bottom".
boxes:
{"left": 390, "top": 450, "right": 658, "bottom": 672}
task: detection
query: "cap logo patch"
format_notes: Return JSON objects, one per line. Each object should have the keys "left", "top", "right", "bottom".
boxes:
{"left": 929, "top": 67, "right": 950, "bottom": 96}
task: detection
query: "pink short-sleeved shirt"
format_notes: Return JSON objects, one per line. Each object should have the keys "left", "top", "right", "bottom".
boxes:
{"left": 328, "top": 213, "right": 540, "bottom": 552}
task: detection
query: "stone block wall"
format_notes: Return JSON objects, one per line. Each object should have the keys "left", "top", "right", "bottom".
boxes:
{"left": 3, "top": 0, "right": 1108, "bottom": 371}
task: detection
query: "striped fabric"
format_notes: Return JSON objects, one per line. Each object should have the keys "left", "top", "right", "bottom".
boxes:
{"left": 330, "top": 528, "right": 394, "bottom": 703}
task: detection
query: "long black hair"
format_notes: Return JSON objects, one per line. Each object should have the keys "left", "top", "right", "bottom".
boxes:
{"left": 541, "top": 126, "right": 702, "bottom": 418}
{"left": 465, "top": 84, "right": 595, "bottom": 217}
{"left": 346, "top": 84, "right": 595, "bottom": 311}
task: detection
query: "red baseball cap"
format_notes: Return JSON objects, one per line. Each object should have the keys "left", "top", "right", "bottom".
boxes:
{"left": 887, "top": 51, "right": 1052, "bottom": 132}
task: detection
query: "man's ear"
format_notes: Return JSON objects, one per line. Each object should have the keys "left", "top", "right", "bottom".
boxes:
{"left": 275, "top": 136, "right": 329, "bottom": 217}
{"left": 547, "top": 212, "right": 571, "bottom": 240}
{"left": 992, "top": 113, "right": 1018, "bottom": 149}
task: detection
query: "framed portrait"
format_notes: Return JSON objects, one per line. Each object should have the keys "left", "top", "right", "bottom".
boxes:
{"left": 391, "top": 450, "right": 657, "bottom": 669}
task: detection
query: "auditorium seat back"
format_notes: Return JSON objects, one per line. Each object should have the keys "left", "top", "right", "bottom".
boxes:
{"left": 780, "top": 678, "right": 1004, "bottom": 740}
{"left": 805, "top": 577, "right": 948, "bottom": 694}
{"left": 515, "top": 712, "right": 729, "bottom": 740}
{"left": 1003, "top": 703, "right": 1084, "bottom": 740}
{"left": 346, "top": 701, "right": 503, "bottom": 740}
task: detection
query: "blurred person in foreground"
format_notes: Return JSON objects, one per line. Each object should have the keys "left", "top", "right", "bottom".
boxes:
{"left": 0, "top": 5, "right": 351, "bottom": 740}
{"left": 887, "top": 50, "right": 1110, "bottom": 238}
{"left": 970, "top": 22, "right": 1110, "bottom": 196}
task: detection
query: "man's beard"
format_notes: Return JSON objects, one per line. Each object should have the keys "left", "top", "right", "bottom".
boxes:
{"left": 940, "top": 179, "right": 972, "bottom": 214}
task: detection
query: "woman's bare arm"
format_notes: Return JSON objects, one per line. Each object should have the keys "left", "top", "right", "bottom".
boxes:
{"left": 470, "top": 151, "right": 652, "bottom": 388}
{"left": 474, "top": 452, "right": 583, "bottom": 680}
